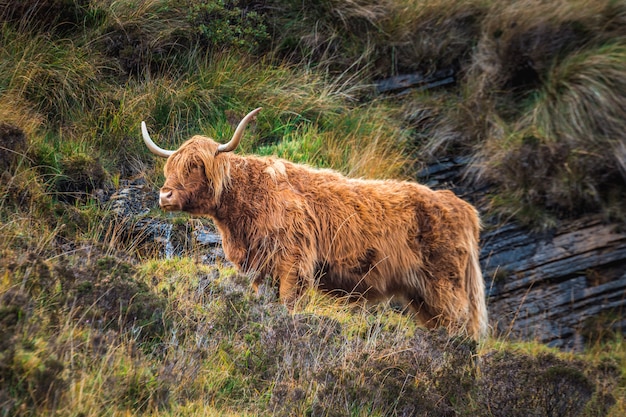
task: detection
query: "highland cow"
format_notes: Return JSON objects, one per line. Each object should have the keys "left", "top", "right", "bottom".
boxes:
{"left": 141, "top": 108, "right": 488, "bottom": 339}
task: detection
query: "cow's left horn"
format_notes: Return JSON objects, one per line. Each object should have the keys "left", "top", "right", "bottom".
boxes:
{"left": 141, "top": 121, "right": 175, "bottom": 158}
{"left": 216, "top": 107, "right": 262, "bottom": 154}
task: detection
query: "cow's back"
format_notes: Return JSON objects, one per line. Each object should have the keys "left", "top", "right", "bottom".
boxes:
{"left": 280, "top": 163, "right": 476, "bottom": 298}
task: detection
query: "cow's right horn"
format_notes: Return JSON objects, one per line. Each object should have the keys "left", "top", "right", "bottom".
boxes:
{"left": 141, "top": 121, "right": 176, "bottom": 158}
{"left": 216, "top": 107, "right": 262, "bottom": 154}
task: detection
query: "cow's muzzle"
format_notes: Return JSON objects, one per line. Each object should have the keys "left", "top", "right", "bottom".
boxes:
{"left": 159, "top": 190, "right": 178, "bottom": 210}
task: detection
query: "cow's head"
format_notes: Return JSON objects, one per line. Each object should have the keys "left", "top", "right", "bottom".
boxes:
{"left": 141, "top": 108, "right": 261, "bottom": 214}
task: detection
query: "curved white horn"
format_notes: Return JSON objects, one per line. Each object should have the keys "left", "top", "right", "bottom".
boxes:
{"left": 141, "top": 121, "right": 175, "bottom": 158}
{"left": 216, "top": 107, "right": 262, "bottom": 154}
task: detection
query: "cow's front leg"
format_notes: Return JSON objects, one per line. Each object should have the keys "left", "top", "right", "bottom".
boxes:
{"left": 223, "top": 240, "right": 261, "bottom": 293}
{"left": 278, "top": 273, "right": 300, "bottom": 309}
{"left": 221, "top": 234, "right": 247, "bottom": 269}
{"left": 275, "top": 255, "right": 305, "bottom": 309}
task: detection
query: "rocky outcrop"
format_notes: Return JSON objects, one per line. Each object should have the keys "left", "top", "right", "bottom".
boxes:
{"left": 481, "top": 217, "right": 626, "bottom": 350}
{"left": 103, "top": 178, "right": 228, "bottom": 264}
{"left": 418, "top": 159, "right": 626, "bottom": 350}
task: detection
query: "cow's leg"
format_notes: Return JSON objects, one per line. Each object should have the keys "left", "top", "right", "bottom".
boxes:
{"left": 221, "top": 234, "right": 247, "bottom": 269}
{"left": 408, "top": 298, "right": 439, "bottom": 329}
{"left": 275, "top": 253, "right": 314, "bottom": 309}
{"left": 278, "top": 273, "right": 299, "bottom": 308}
{"left": 278, "top": 258, "right": 301, "bottom": 308}
{"left": 408, "top": 285, "right": 468, "bottom": 335}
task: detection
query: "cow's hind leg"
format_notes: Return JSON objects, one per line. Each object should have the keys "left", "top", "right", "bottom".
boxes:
{"left": 278, "top": 272, "right": 299, "bottom": 308}
{"left": 408, "top": 298, "right": 441, "bottom": 330}
{"left": 407, "top": 287, "right": 468, "bottom": 336}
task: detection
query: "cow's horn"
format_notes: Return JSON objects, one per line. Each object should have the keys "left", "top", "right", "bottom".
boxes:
{"left": 216, "top": 107, "right": 262, "bottom": 154}
{"left": 141, "top": 121, "right": 175, "bottom": 158}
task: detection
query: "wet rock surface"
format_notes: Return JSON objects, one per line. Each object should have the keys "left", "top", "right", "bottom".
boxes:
{"left": 102, "top": 178, "right": 228, "bottom": 264}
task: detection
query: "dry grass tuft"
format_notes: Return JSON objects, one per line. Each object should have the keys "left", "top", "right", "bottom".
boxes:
{"left": 0, "top": 25, "right": 103, "bottom": 123}
{"left": 0, "top": 94, "right": 42, "bottom": 140}
{"left": 466, "top": 0, "right": 626, "bottom": 107}
{"left": 469, "top": 42, "right": 626, "bottom": 225}
{"left": 91, "top": 0, "right": 193, "bottom": 76}
{"left": 267, "top": 0, "right": 487, "bottom": 78}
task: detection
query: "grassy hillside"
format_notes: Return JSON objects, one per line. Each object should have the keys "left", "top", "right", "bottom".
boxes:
{"left": 1, "top": 0, "right": 626, "bottom": 416}
{"left": 1, "top": 246, "right": 623, "bottom": 416}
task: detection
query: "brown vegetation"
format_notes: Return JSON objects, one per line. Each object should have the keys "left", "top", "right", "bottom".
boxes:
{"left": 0, "top": 247, "right": 619, "bottom": 416}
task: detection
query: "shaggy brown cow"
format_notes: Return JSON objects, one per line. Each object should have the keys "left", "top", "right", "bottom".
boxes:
{"left": 141, "top": 108, "right": 488, "bottom": 339}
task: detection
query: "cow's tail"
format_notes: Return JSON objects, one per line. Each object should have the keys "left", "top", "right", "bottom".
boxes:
{"left": 466, "top": 227, "right": 489, "bottom": 340}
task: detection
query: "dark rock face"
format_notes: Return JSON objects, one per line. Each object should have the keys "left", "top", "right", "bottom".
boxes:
{"left": 107, "top": 178, "right": 158, "bottom": 217}
{"left": 418, "top": 159, "right": 626, "bottom": 350}
{"left": 481, "top": 217, "right": 626, "bottom": 350}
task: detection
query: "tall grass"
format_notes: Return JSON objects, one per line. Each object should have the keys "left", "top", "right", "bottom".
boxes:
{"left": 0, "top": 25, "right": 103, "bottom": 124}
{"left": 266, "top": 0, "right": 488, "bottom": 78}
{"left": 256, "top": 103, "right": 412, "bottom": 179}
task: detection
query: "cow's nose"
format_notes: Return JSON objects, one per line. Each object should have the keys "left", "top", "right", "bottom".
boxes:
{"left": 159, "top": 190, "right": 173, "bottom": 206}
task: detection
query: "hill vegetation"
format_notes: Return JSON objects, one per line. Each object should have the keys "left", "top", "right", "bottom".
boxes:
{"left": 1, "top": 0, "right": 626, "bottom": 416}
